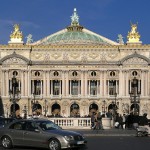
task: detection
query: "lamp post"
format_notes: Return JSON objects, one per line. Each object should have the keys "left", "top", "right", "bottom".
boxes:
{"left": 23, "top": 104, "right": 27, "bottom": 119}
{"left": 44, "top": 99, "right": 48, "bottom": 116}
{"left": 102, "top": 100, "right": 106, "bottom": 117}
{"left": 9, "top": 75, "right": 21, "bottom": 118}
{"left": 32, "top": 92, "right": 36, "bottom": 114}
{"left": 112, "top": 92, "right": 117, "bottom": 121}
{"left": 129, "top": 77, "right": 140, "bottom": 115}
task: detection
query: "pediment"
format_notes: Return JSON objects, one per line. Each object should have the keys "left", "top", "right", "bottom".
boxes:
{"left": 2, "top": 57, "right": 27, "bottom": 65}
{"left": 123, "top": 57, "right": 148, "bottom": 65}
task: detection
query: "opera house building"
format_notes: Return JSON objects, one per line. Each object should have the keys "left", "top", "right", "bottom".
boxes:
{"left": 0, "top": 9, "right": 149, "bottom": 118}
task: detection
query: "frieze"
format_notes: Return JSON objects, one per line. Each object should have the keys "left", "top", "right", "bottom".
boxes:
{"left": 89, "top": 52, "right": 98, "bottom": 59}
{"left": 51, "top": 53, "right": 61, "bottom": 59}
{"left": 107, "top": 51, "right": 118, "bottom": 59}
{"left": 123, "top": 57, "right": 148, "bottom": 65}
{"left": 70, "top": 52, "right": 80, "bottom": 59}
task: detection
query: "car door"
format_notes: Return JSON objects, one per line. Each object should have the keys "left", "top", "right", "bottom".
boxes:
{"left": 23, "top": 121, "right": 47, "bottom": 147}
{"left": 9, "top": 121, "right": 24, "bottom": 145}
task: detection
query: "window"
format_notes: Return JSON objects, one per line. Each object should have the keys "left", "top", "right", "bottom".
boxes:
{"left": 132, "top": 71, "right": 138, "bottom": 76}
{"left": 110, "top": 71, "right": 115, "bottom": 77}
{"left": 35, "top": 71, "right": 40, "bottom": 76}
{"left": 72, "top": 71, "right": 78, "bottom": 76}
{"left": 91, "top": 71, "right": 96, "bottom": 76}
{"left": 54, "top": 71, "right": 59, "bottom": 76}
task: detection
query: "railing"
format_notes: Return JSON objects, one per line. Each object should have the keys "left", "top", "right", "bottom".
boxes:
{"left": 48, "top": 117, "right": 112, "bottom": 129}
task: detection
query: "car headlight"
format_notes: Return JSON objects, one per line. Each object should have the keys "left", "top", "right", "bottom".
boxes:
{"left": 64, "top": 135, "right": 74, "bottom": 141}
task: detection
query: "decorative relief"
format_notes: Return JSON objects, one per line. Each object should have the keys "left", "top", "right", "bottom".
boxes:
{"left": 63, "top": 52, "right": 69, "bottom": 62}
{"left": 81, "top": 53, "right": 87, "bottom": 62}
{"left": 33, "top": 52, "right": 42, "bottom": 59}
{"left": 44, "top": 52, "right": 50, "bottom": 62}
{"left": 3, "top": 57, "right": 27, "bottom": 65}
{"left": 89, "top": 52, "right": 98, "bottom": 59}
{"left": 123, "top": 57, "right": 148, "bottom": 65}
{"left": 70, "top": 52, "right": 79, "bottom": 59}
{"left": 51, "top": 52, "right": 61, "bottom": 59}
{"left": 107, "top": 51, "right": 118, "bottom": 59}
{"left": 100, "top": 52, "right": 107, "bottom": 62}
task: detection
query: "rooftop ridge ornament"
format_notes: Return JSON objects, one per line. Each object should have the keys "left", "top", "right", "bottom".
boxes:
{"left": 67, "top": 8, "right": 83, "bottom": 32}
{"left": 127, "top": 22, "right": 142, "bottom": 45}
{"left": 71, "top": 8, "right": 79, "bottom": 26}
{"left": 8, "top": 24, "right": 24, "bottom": 45}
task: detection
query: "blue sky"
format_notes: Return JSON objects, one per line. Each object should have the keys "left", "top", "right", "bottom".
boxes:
{"left": 0, "top": 0, "right": 150, "bottom": 44}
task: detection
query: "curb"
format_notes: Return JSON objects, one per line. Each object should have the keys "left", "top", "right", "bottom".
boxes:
{"left": 84, "top": 134, "right": 136, "bottom": 137}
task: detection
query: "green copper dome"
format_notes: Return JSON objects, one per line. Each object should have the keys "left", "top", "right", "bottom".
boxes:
{"left": 33, "top": 8, "right": 119, "bottom": 46}
{"left": 41, "top": 30, "right": 109, "bottom": 45}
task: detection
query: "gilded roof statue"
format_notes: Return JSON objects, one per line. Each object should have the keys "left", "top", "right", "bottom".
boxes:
{"left": 127, "top": 23, "right": 141, "bottom": 44}
{"left": 9, "top": 24, "right": 23, "bottom": 44}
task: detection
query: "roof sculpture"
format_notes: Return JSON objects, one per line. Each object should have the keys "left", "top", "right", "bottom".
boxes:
{"left": 8, "top": 24, "right": 23, "bottom": 45}
{"left": 33, "top": 8, "right": 119, "bottom": 45}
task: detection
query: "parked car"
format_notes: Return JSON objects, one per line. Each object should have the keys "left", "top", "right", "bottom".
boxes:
{"left": 0, "top": 118, "right": 87, "bottom": 150}
{"left": 0, "top": 117, "right": 15, "bottom": 128}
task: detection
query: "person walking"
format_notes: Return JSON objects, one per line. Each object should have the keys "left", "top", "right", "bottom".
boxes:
{"left": 97, "top": 112, "right": 104, "bottom": 130}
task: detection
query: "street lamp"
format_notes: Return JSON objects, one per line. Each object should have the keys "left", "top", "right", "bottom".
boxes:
{"left": 44, "top": 99, "right": 48, "bottom": 116}
{"left": 32, "top": 92, "right": 36, "bottom": 114}
{"left": 129, "top": 77, "right": 140, "bottom": 115}
{"left": 9, "top": 75, "right": 21, "bottom": 118}
{"left": 22, "top": 104, "right": 27, "bottom": 119}
{"left": 112, "top": 92, "right": 117, "bottom": 121}
{"left": 102, "top": 100, "right": 106, "bottom": 117}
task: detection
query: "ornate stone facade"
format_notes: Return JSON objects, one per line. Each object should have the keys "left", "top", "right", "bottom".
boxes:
{"left": 0, "top": 9, "right": 150, "bottom": 118}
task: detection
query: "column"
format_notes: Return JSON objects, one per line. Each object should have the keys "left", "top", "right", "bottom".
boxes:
{"left": 2, "top": 70, "right": 5, "bottom": 96}
{"left": 6, "top": 70, "right": 9, "bottom": 96}
{"left": 126, "top": 71, "right": 129, "bottom": 96}
{"left": 100, "top": 71, "right": 103, "bottom": 96}
{"left": 43, "top": 71, "right": 46, "bottom": 97}
{"left": 41, "top": 80, "right": 43, "bottom": 97}
{"left": 66, "top": 71, "right": 69, "bottom": 96}
{"left": 119, "top": 69, "right": 122, "bottom": 96}
{"left": 81, "top": 71, "right": 84, "bottom": 96}
{"left": 47, "top": 71, "right": 50, "bottom": 97}
{"left": 62, "top": 71, "right": 65, "bottom": 96}
{"left": 84, "top": 71, "right": 88, "bottom": 96}
{"left": 21, "top": 71, "right": 24, "bottom": 96}
{"left": 103, "top": 71, "right": 107, "bottom": 96}
{"left": 26, "top": 71, "right": 28, "bottom": 96}
{"left": 141, "top": 70, "right": 144, "bottom": 96}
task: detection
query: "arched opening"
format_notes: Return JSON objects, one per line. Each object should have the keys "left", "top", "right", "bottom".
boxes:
{"left": 51, "top": 103, "right": 61, "bottom": 117}
{"left": 70, "top": 103, "right": 80, "bottom": 117}
{"left": 89, "top": 103, "right": 98, "bottom": 116}
{"left": 10, "top": 103, "right": 20, "bottom": 117}
{"left": 130, "top": 104, "right": 139, "bottom": 115}
{"left": 32, "top": 101, "right": 42, "bottom": 115}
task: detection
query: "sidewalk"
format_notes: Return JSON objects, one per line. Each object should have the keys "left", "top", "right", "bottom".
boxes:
{"left": 70, "top": 128, "right": 137, "bottom": 137}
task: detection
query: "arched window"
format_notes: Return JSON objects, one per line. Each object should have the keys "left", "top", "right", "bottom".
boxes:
{"left": 54, "top": 71, "right": 59, "bottom": 76}
{"left": 91, "top": 71, "right": 96, "bottom": 76}
{"left": 13, "top": 71, "right": 18, "bottom": 76}
{"left": 72, "top": 71, "right": 78, "bottom": 76}
{"left": 35, "top": 71, "right": 40, "bottom": 76}
{"left": 110, "top": 71, "right": 115, "bottom": 77}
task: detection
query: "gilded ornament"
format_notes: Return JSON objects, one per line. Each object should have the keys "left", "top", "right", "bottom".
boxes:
{"left": 10, "top": 24, "right": 23, "bottom": 40}
{"left": 127, "top": 23, "right": 141, "bottom": 43}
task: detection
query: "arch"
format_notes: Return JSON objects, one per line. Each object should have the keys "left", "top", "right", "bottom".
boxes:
{"left": 119, "top": 52, "right": 150, "bottom": 65}
{"left": 0, "top": 51, "right": 31, "bottom": 65}
{"left": 10, "top": 103, "right": 20, "bottom": 117}
{"left": 51, "top": 103, "right": 61, "bottom": 117}
{"left": 130, "top": 104, "right": 140, "bottom": 115}
{"left": 89, "top": 103, "right": 98, "bottom": 116}
{"left": 70, "top": 103, "right": 80, "bottom": 117}
{"left": 32, "top": 102, "right": 42, "bottom": 115}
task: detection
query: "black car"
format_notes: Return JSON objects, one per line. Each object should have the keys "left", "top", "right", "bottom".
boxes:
{"left": 0, "top": 118, "right": 87, "bottom": 150}
{"left": 0, "top": 117, "right": 15, "bottom": 128}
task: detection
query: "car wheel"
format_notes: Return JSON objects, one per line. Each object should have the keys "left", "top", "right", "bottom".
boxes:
{"left": 48, "top": 138, "right": 61, "bottom": 150}
{"left": 137, "top": 132, "right": 143, "bottom": 137}
{"left": 1, "top": 136, "right": 13, "bottom": 149}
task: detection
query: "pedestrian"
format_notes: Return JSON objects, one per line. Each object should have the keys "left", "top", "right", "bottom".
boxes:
{"left": 91, "top": 112, "right": 95, "bottom": 129}
{"left": 122, "top": 114, "right": 126, "bottom": 129}
{"left": 97, "top": 112, "right": 104, "bottom": 130}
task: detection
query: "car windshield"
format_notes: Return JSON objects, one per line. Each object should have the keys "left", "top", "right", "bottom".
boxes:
{"left": 35, "top": 120, "right": 62, "bottom": 131}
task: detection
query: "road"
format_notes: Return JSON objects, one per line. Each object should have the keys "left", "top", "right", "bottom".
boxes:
{"left": 0, "top": 136, "right": 150, "bottom": 150}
